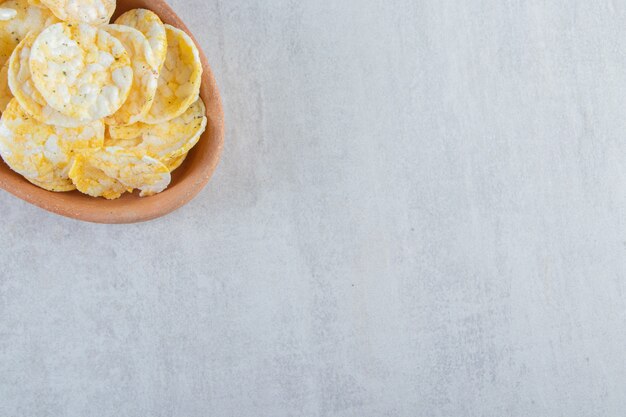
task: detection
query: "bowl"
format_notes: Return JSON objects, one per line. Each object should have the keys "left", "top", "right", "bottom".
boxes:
{"left": 0, "top": 0, "right": 225, "bottom": 223}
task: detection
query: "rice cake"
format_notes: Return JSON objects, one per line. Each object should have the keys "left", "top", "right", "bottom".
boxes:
{"left": 103, "top": 24, "right": 158, "bottom": 126}
{"left": 109, "top": 98, "right": 206, "bottom": 160}
{"left": 0, "top": 0, "right": 57, "bottom": 67}
{"left": 9, "top": 31, "right": 91, "bottom": 127}
{"left": 115, "top": 8, "right": 167, "bottom": 70}
{"left": 40, "top": 0, "right": 114, "bottom": 25}
{"left": 29, "top": 23, "right": 133, "bottom": 121}
{"left": 141, "top": 25, "right": 201, "bottom": 124}
{"left": 69, "top": 146, "right": 170, "bottom": 198}
{"left": 0, "top": 99, "right": 104, "bottom": 191}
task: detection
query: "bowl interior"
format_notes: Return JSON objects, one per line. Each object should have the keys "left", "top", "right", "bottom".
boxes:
{"left": 0, "top": 0, "right": 224, "bottom": 224}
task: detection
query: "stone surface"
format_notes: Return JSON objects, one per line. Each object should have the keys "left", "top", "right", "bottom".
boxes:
{"left": 1, "top": 0, "right": 626, "bottom": 416}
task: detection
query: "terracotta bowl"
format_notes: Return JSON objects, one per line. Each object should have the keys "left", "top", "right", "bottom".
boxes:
{"left": 0, "top": 0, "right": 224, "bottom": 223}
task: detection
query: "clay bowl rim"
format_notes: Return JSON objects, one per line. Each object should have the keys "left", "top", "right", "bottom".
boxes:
{"left": 0, "top": 0, "right": 225, "bottom": 224}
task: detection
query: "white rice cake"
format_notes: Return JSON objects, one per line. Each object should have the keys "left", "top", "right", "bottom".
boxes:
{"left": 108, "top": 98, "right": 207, "bottom": 162}
{"left": 9, "top": 31, "right": 91, "bottom": 127}
{"left": 103, "top": 24, "right": 158, "bottom": 126}
{"left": 115, "top": 8, "right": 167, "bottom": 70}
{"left": 0, "top": 99, "right": 104, "bottom": 191}
{"left": 40, "top": 0, "right": 114, "bottom": 25}
{"left": 69, "top": 153, "right": 130, "bottom": 199}
{"left": 0, "top": 0, "right": 57, "bottom": 67}
{"left": 141, "top": 25, "right": 202, "bottom": 125}
{"left": 0, "top": 61, "right": 12, "bottom": 112}
{"left": 30, "top": 23, "right": 133, "bottom": 122}
{"left": 69, "top": 147, "right": 171, "bottom": 198}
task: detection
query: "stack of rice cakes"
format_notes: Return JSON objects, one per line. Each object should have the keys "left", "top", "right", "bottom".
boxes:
{"left": 0, "top": 0, "right": 206, "bottom": 199}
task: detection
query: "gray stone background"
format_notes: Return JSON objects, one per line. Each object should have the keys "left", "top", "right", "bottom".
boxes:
{"left": 1, "top": 0, "right": 626, "bottom": 416}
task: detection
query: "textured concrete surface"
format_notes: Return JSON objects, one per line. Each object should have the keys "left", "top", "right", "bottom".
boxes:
{"left": 1, "top": 0, "right": 626, "bottom": 416}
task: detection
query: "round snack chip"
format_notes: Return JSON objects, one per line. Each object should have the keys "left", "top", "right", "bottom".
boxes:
{"left": 108, "top": 98, "right": 207, "bottom": 162}
{"left": 0, "top": 61, "right": 13, "bottom": 112}
{"left": 40, "top": 0, "right": 114, "bottom": 25}
{"left": 0, "top": 0, "right": 57, "bottom": 68}
{"left": 68, "top": 153, "right": 130, "bottom": 199}
{"left": 0, "top": 99, "right": 104, "bottom": 191}
{"left": 69, "top": 147, "right": 171, "bottom": 198}
{"left": 115, "top": 8, "right": 167, "bottom": 70}
{"left": 29, "top": 23, "right": 133, "bottom": 122}
{"left": 9, "top": 31, "right": 91, "bottom": 127}
{"left": 0, "top": 8, "right": 17, "bottom": 20}
{"left": 103, "top": 25, "right": 158, "bottom": 126}
{"left": 141, "top": 25, "right": 202, "bottom": 125}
